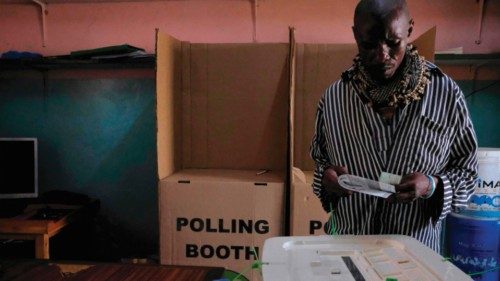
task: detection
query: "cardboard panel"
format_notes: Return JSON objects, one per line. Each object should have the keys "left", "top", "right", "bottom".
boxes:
{"left": 288, "top": 27, "right": 297, "bottom": 178}
{"left": 290, "top": 169, "right": 330, "bottom": 236}
{"left": 183, "top": 44, "right": 290, "bottom": 171}
{"left": 294, "top": 43, "right": 358, "bottom": 171}
{"left": 163, "top": 169, "right": 284, "bottom": 184}
{"left": 158, "top": 38, "right": 290, "bottom": 279}
{"left": 412, "top": 27, "right": 437, "bottom": 63}
{"left": 159, "top": 169, "right": 284, "bottom": 281}
{"left": 181, "top": 42, "right": 193, "bottom": 170}
{"left": 285, "top": 27, "right": 296, "bottom": 236}
{"left": 156, "top": 30, "right": 182, "bottom": 180}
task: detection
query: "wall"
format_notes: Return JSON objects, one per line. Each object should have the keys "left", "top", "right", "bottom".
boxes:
{"left": 0, "top": 69, "right": 158, "bottom": 257}
{"left": 465, "top": 80, "right": 500, "bottom": 147}
{"left": 0, "top": 0, "right": 498, "bottom": 259}
{"left": 0, "top": 0, "right": 499, "bottom": 56}
{"left": 445, "top": 64, "right": 500, "bottom": 147}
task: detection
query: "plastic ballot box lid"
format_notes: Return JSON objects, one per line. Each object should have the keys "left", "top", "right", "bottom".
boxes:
{"left": 261, "top": 235, "right": 471, "bottom": 281}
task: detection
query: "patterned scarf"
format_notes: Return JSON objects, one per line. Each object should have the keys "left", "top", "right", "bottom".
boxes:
{"left": 351, "top": 45, "right": 430, "bottom": 109}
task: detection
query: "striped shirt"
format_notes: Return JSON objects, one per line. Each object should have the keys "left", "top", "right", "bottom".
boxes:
{"left": 310, "top": 61, "right": 478, "bottom": 252}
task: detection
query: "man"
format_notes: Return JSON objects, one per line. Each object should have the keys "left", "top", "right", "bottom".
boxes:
{"left": 310, "top": 0, "right": 478, "bottom": 252}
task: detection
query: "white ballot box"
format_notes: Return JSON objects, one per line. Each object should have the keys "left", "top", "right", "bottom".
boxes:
{"left": 262, "top": 235, "right": 471, "bottom": 281}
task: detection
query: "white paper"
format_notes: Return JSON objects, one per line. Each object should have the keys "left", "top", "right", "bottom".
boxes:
{"left": 378, "top": 172, "right": 402, "bottom": 185}
{"left": 338, "top": 174, "right": 396, "bottom": 198}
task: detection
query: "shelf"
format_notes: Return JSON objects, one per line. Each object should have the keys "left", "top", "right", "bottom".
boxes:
{"left": 2, "top": 53, "right": 498, "bottom": 70}
{"left": 0, "top": 56, "right": 155, "bottom": 71}
{"left": 435, "top": 53, "right": 500, "bottom": 65}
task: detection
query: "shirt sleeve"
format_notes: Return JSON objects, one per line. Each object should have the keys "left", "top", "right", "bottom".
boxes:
{"left": 433, "top": 82, "right": 478, "bottom": 222}
{"left": 310, "top": 96, "right": 336, "bottom": 213}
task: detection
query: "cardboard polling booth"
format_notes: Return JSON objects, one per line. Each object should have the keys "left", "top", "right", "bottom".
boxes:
{"left": 156, "top": 30, "right": 290, "bottom": 280}
{"left": 289, "top": 27, "right": 436, "bottom": 236}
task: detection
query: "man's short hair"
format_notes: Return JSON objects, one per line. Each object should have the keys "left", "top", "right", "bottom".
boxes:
{"left": 354, "top": 0, "right": 409, "bottom": 26}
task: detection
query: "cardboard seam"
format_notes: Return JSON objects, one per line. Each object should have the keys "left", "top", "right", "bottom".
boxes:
{"left": 205, "top": 44, "right": 210, "bottom": 168}
{"left": 182, "top": 41, "right": 191, "bottom": 170}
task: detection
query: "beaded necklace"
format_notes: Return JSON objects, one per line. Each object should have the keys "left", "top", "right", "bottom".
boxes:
{"left": 352, "top": 45, "right": 431, "bottom": 109}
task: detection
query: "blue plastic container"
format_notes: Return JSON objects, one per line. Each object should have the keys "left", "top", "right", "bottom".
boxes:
{"left": 447, "top": 212, "right": 500, "bottom": 281}
{"left": 467, "top": 148, "right": 500, "bottom": 215}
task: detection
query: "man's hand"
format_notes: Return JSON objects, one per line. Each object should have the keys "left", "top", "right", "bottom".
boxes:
{"left": 322, "top": 166, "right": 353, "bottom": 197}
{"left": 389, "top": 172, "right": 431, "bottom": 203}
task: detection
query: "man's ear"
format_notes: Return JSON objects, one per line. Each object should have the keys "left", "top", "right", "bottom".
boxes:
{"left": 408, "top": 19, "right": 414, "bottom": 38}
{"left": 352, "top": 26, "right": 359, "bottom": 42}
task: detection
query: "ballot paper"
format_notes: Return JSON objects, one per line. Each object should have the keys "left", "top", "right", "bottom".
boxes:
{"left": 338, "top": 174, "right": 396, "bottom": 198}
{"left": 378, "top": 172, "right": 402, "bottom": 185}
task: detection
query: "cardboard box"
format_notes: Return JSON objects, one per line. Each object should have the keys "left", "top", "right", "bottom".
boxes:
{"left": 290, "top": 168, "right": 329, "bottom": 236}
{"left": 159, "top": 169, "right": 284, "bottom": 279}
{"left": 156, "top": 31, "right": 290, "bottom": 280}
{"left": 289, "top": 28, "right": 437, "bottom": 236}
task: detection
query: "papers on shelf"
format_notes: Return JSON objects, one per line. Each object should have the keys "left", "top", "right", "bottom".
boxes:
{"left": 69, "top": 45, "right": 149, "bottom": 60}
{"left": 90, "top": 50, "right": 149, "bottom": 59}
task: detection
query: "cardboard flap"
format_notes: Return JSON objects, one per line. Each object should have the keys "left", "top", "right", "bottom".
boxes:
{"left": 290, "top": 170, "right": 327, "bottom": 236}
{"left": 412, "top": 27, "right": 437, "bottom": 63}
{"left": 156, "top": 30, "right": 182, "bottom": 180}
{"left": 292, "top": 167, "right": 306, "bottom": 183}
{"left": 183, "top": 44, "right": 290, "bottom": 171}
{"left": 162, "top": 169, "right": 284, "bottom": 184}
{"left": 304, "top": 170, "right": 314, "bottom": 184}
{"left": 292, "top": 168, "right": 315, "bottom": 184}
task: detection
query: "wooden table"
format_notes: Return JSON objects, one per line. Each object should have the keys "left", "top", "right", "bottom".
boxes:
{"left": 0, "top": 202, "right": 98, "bottom": 259}
{"left": 0, "top": 260, "right": 224, "bottom": 281}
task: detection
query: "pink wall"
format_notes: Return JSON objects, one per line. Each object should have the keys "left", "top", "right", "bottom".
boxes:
{"left": 1, "top": 0, "right": 499, "bottom": 56}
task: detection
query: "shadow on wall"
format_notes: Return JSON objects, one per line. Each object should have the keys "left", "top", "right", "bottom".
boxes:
{"left": 0, "top": 72, "right": 158, "bottom": 259}
{"left": 90, "top": 96, "right": 158, "bottom": 257}
{"left": 460, "top": 80, "right": 500, "bottom": 147}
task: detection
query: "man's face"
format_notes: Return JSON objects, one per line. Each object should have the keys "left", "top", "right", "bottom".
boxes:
{"left": 353, "top": 9, "right": 412, "bottom": 83}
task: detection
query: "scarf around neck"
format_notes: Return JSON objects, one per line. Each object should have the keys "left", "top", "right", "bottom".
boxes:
{"left": 351, "top": 45, "right": 431, "bottom": 109}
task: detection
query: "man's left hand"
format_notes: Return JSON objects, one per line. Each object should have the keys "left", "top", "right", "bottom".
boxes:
{"left": 389, "top": 172, "right": 430, "bottom": 203}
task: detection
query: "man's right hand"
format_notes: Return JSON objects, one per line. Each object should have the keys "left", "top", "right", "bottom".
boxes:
{"left": 322, "top": 166, "right": 353, "bottom": 197}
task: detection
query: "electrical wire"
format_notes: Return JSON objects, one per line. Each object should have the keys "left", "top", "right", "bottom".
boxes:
{"left": 464, "top": 80, "right": 500, "bottom": 99}
{"left": 468, "top": 266, "right": 500, "bottom": 276}
{"left": 231, "top": 247, "right": 263, "bottom": 281}
{"left": 443, "top": 257, "right": 500, "bottom": 277}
